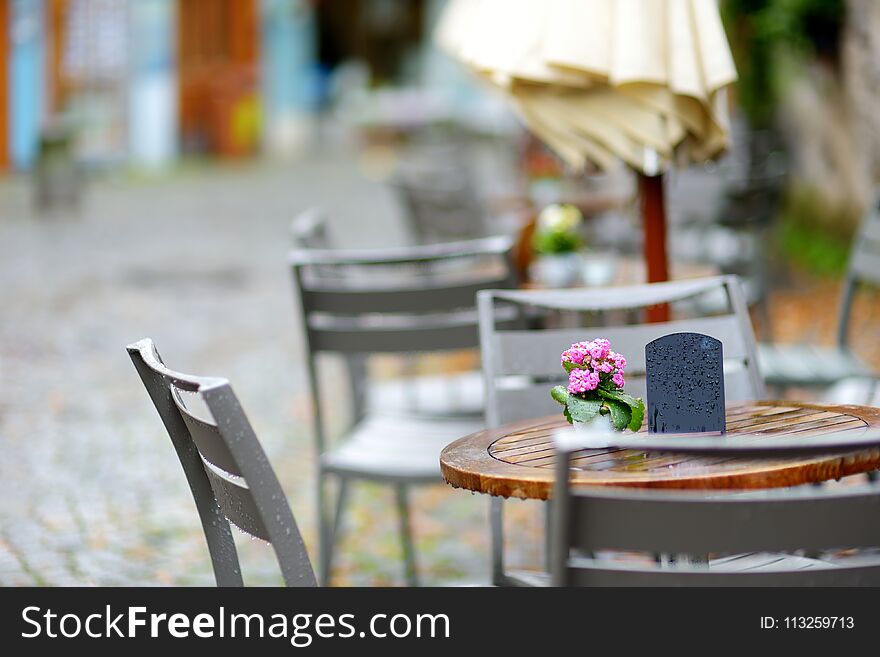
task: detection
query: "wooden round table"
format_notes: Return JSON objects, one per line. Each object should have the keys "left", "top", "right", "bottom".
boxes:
{"left": 441, "top": 401, "right": 880, "bottom": 501}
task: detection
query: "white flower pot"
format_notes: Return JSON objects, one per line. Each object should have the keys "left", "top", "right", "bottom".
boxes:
{"left": 531, "top": 253, "right": 583, "bottom": 288}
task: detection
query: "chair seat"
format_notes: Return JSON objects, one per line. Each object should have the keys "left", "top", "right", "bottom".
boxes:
{"left": 367, "top": 371, "right": 485, "bottom": 418}
{"left": 758, "top": 343, "right": 872, "bottom": 387}
{"left": 709, "top": 552, "right": 831, "bottom": 572}
{"left": 505, "top": 552, "right": 831, "bottom": 588}
{"left": 822, "top": 376, "right": 880, "bottom": 406}
{"left": 320, "top": 414, "right": 484, "bottom": 483}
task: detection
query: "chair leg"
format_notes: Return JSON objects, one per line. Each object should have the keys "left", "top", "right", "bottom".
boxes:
{"left": 317, "top": 472, "right": 332, "bottom": 586}
{"left": 319, "top": 476, "right": 350, "bottom": 587}
{"left": 333, "top": 478, "right": 351, "bottom": 539}
{"left": 394, "top": 485, "right": 419, "bottom": 587}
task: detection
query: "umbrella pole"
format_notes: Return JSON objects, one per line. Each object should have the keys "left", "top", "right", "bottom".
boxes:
{"left": 639, "top": 173, "right": 670, "bottom": 322}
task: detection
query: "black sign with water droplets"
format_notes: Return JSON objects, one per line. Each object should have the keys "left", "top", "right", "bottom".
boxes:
{"left": 645, "top": 332, "right": 726, "bottom": 434}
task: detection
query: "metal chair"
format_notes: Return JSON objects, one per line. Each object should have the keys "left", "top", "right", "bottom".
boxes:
{"left": 290, "top": 235, "right": 518, "bottom": 586}
{"left": 390, "top": 143, "right": 488, "bottom": 243}
{"left": 550, "top": 428, "right": 880, "bottom": 586}
{"left": 758, "top": 204, "right": 880, "bottom": 396}
{"left": 477, "top": 275, "right": 764, "bottom": 585}
{"left": 290, "top": 208, "right": 500, "bottom": 420}
{"left": 127, "top": 338, "right": 317, "bottom": 587}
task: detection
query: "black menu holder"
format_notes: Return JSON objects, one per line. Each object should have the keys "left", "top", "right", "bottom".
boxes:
{"left": 645, "top": 332, "right": 726, "bottom": 434}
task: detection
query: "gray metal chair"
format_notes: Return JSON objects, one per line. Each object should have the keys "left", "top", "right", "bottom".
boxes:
{"left": 390, "top": 142, "right": 489, "bottom": 243}
{"left": 127, "top": 338, "right": 317, "bottom": 587}
{"left": 290, "top": 235, "right": 518, "bottom": 586}
{"left": 477, "top": 275, "right": 764, "bottom": 585}
{"left": 758, "top": 204, "right": 880, "bottom": 395}
{"left": 291, "top": 208, "right": 502, "bottom": 420}
{"left": 550, "top": 428, "right": 880, "bottom": 586}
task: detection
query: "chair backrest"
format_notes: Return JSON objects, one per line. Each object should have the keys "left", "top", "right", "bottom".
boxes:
{"left": 478, "top": 275, "right": 764, "bottom": 427}
{"left": 839, "top": 203, "right": 880, "bottom": 347}
{"left": 550, "top": 428, "right": 880, "bottom": 586}
{"left": 290, "top": 235, "right": 519, "bottom": 451}
{"left": 391, "top": 144, "right": 487, "bottom": 242}
{"left": 127, "top": 338, "right": 317, "bottom": 588}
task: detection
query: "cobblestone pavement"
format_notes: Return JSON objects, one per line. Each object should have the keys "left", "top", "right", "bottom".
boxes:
{"left": 4, "top": 149, "right": 875, "bottom": 588}
{"left": 0, "top": 152, "right": 541, "bottom": 587}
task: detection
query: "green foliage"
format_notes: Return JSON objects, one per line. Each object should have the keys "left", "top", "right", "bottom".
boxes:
{"left": 532, "top": 229, "right": 583, "bottom": 255}
{"left": 551, "top": 385, "right": 645, "bottom": 432}
{"left": 550, "top": 385, "right": 569, "bottom": 405}
{"left": 604, "top": 399, "right": 632, "bottom": 431}
{"left": 721, "top": 0, "right": 845, "bottom": 127}
{"left": 566, "top": 395, "right": 604, "bottom": 424}
{"left": 597, "top": 385, "right": 645, "bottom": 432}
{"left": 777, "top": 184, "right": 858, "bottom": 277}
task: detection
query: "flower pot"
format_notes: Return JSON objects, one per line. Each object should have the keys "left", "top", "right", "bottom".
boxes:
{"left": 530, "top": 252, "right": 583, "bottom": 288}
{"left": 573, "top": 413, "right": 615, "bottom": 435}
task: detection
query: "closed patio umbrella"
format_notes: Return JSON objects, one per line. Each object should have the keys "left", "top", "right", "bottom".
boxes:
{"left": 437, "top": 0, "right": 737, "bottom": 309}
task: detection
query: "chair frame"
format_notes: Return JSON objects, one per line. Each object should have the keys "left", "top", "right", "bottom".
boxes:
{"left": 760, "top": 205, "right": 880, "bottom": 395}
{"left": 837, "top": 203, "right": 880, "bottom": 349}
{"left": 127, "top": 338, "right": 317, "bottom": 587}
{"left": 551, "top": 428, "right": 880, "bottom": 586}
{"left": 390, "top": 143, "right": 487, "bottom": 243}
{"left": 477, "top": 274, "right": 764, "bottom": 585}
{"left": 290, "top": 235, "right": 517, "bottom": 586}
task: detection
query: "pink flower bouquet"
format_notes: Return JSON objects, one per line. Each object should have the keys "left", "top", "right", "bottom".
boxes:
{"left": 550, "top": 338, "right": 645, "bottom": 431}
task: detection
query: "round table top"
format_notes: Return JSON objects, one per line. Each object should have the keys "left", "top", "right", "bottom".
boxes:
{"left": 440, "top": 401, "right": 880, "bottom": 500}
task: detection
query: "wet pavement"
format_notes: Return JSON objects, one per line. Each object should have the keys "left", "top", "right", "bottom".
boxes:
{"left": 2, "top": 147, "right": 877, "bottom": 587}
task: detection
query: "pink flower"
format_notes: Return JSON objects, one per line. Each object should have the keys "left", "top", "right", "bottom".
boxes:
{"left": 568, "top": 369, "right": 600, "bottom": 394}
{"left": 561, "top": 338, "right": 628, "bottom": 392}
{"left": 561, "top": 346, "right": 588, "bottom": 366}
{"left": 589, "top": 340, "right": 609, "bottom": 360}
{"left": 596, "top": 360, "right": 614, "bottom": 374}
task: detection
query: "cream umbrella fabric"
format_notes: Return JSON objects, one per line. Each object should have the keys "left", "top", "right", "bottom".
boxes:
{"left": 437, "top": 0, "right": 737, "bottom": 173}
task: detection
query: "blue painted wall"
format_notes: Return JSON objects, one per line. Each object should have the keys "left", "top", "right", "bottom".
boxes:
{"left": 129, "top": 0, "right": 177, "bottom": 168}
{"left": 9, "top": 0, "right": 45, "bottom": 170}
{"left": 261, "top": 0, "right": 317, "bottom": 152}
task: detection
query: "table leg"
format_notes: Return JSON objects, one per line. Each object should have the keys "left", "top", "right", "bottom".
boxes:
{"left": 490, "top": 497, "right": 506, "bottom": 586}
{"left": 543, "top": 499, "right": 553, "bottom": 574}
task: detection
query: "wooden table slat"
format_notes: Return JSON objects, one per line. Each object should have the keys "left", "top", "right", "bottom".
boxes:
{"left": 441, "top": 401, "right": 880, "bottom": 500}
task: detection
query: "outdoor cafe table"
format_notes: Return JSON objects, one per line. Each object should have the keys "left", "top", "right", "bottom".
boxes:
{"left": 441, "top": 400, "right": 880, "bottom": 585}
{"left": 440, "top": 401, "right": 880, "bottom": 500}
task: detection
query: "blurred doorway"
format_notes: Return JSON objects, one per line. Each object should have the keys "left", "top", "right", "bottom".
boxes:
{"left": 315, "top": 0, "right": 425, "bottom": 88}
{"left": 177, "top": 0, "right": 260, "bottom": 157}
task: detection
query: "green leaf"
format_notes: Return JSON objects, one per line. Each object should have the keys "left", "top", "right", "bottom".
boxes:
{"left": 550, "top": 385, "right": 569, "bottom": 406}
{"left": 563, "top": 405, "right": 573, "bottom": 425}
{"left": 604, "top": 399, "right": 632, "bottom": 431}
{"left": 567, "top": 394, "right": 603, "bottom": 424}
{"left": 627, "top": 398, "right": 645, "bottom": 432}
{"left": 597, "top": 385, "right": 641, "bottom": 408}
{"left": 562, "top": 361, "right": 588, "bottom": 374}
{"left": 597, "top": 385, "right": 645, "bottom": 432}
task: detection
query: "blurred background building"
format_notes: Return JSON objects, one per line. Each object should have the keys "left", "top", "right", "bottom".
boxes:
{"left": 0, "top": 0, "right": 512, "bottom": 173}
